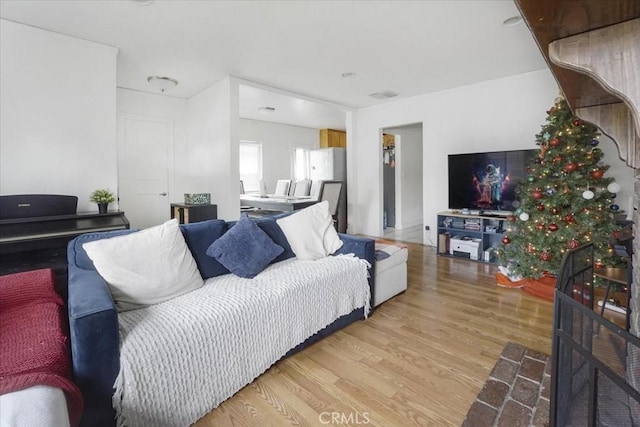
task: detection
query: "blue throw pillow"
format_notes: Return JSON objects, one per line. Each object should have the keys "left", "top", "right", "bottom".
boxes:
{"left": 206, "top": 214, "right": 284, "bottom": 279}
{"left": 253, "top": 216, "right": 296, "bottom": 263}
{"left": 180, "top": 219, "right": 229, "bottom": 279}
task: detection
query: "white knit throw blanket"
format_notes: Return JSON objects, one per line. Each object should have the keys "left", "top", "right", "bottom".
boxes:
{"left": 113, "top": 255, "right": 370, "bottom": 427}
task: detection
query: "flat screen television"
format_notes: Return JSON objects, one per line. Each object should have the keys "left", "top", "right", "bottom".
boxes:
{"left": 448, "top": 149, "right": 538, "bottom": 213}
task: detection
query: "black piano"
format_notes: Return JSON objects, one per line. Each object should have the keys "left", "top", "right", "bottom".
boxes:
{"left": 0, "top": 194, "right": 129, "bottom": 292}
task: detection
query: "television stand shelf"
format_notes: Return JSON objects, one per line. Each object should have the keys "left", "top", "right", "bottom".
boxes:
{"left": 436, "top": 211, "right": 508, "bottom": 264}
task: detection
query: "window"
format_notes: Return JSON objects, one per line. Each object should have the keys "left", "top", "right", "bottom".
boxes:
{"left": 294, "top": 147, "right": 310, "bottom": 181}
{"left": 239, "top": 142, "right": 262, "bottom": 193}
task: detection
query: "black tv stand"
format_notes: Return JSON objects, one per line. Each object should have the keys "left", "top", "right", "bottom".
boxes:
{"left": 436, "top": 211, "right": 509, "bottom": 264}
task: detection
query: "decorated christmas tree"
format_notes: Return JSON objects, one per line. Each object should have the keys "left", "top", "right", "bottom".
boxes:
{"left": 499, "top": 96, "right": 623, "bottom": 279}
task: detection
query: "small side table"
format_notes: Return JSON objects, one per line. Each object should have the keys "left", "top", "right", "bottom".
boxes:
{"left": 594, "top": 266, "right": 631, "bottom": 331}
{"left": 170, "top": 203, "right": 217, "bottom": 224}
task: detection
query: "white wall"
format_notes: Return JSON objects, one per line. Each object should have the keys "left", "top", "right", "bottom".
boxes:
{"left": 186, "top": 77, "right": 240, "bottom": 221}
{"left": 351, "top": 69, "right": 636, "bottom": 241}
{"left": 384, "top": 123, "right": 423, "bottom": 230}
{"left": 352, "top": 70, "right": 560, "bottom": 239}
{"left": 239, "top": 119, "right": 319, "bottom": 192}
{"left": 0, "top": 19, "right": 118, "bottom": 212}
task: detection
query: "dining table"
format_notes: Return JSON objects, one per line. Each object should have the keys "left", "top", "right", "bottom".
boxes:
{"left": 240, "top": 194, "right": 317, "bottom": 212}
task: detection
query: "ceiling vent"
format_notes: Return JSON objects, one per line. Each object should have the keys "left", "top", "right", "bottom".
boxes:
{"left": 369, "top": 90, "right": 399, "bottom": 99}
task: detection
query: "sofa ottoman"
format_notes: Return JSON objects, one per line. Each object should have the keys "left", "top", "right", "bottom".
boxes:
{"left": 374, "top": 242, "right": 408, "bottom": 306}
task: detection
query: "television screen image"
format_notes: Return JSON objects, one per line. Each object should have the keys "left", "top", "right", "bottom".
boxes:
{"left": 448, "top": 149, "right": 538, "bottom": 212}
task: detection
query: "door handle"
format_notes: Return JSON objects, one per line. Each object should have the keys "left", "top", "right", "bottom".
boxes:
{"left": 159, "top": 192, "right": 168, "bottom": 196}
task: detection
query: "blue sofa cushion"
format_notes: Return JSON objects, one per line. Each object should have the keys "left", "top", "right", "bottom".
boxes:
{"left": 180, "top": 219, "right": 229, "bottom": 279}
{"left": 253, "top": 214, "right": 296, "bottom": 263}
{"left": 71, "top": 229, "right": 138, "bottom": 270}
{"left": 206, "top": 213, "right": 284, "bottom": 279}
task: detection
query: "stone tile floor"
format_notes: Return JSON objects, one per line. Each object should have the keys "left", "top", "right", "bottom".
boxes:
{"left": 462, "top": 342, "right": 551, "bottom": 427}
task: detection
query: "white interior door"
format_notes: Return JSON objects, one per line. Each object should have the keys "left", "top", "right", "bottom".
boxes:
{"left": 118, "top": 113, "right": 171, "bottom": 229}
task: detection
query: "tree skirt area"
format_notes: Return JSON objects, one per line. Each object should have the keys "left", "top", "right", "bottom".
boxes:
{"left": 496, "top": 272, "right": 556, "bottom": 303}
{"left": 462, "top": 342, "right": 550, "bottom": 427}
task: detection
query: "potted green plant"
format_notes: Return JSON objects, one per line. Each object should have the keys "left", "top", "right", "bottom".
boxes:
{"left": 90, "top": 189, "right": 115, "bottom": 214}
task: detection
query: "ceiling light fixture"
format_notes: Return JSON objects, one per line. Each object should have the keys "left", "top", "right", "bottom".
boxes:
{"left": 147, "top": 76, "right": 178, "bottom": 92}
{"left": 341, "top": 72, "right": 357, "bottom": 78}
{"left": 369, "top": 90, "right": 399, "bottom": 100}
{"left": 130, "top": 0, "right": 154, "bottom": 5}
{"left": 258, "top": 106, "right": 276, "bottom": 114}
{"left": 503, "top": 16, "right": 523, "bottom": 26}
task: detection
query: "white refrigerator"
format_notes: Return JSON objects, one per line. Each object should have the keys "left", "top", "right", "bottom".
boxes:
{"left": 309, "top": 148, "right": 347, "bottom": 232}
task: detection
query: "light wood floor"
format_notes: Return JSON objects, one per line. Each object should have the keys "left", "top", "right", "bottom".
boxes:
{"left": 196, "top": 243, "right": 553, "bottom": 427}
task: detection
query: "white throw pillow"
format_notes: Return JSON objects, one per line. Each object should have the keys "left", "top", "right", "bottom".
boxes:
{"left": 276, "top": 201, "right": 343, "bottom": 261}
{"left": 83, "top": 219, "right": 203, "bottom": 311}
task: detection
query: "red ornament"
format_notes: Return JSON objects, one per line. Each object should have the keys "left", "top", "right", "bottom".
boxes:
{"left": 594, "top": 261, "right": 605, "bottom": 269}
{"left": 564, "top": 214, "right": 575, "bottom": 223}
{"left": 501, "top": 236, "right": 511, "bottom": 245}
{"left": 567, "top": 239, "right": 580, "bottom": 249}
{"left": 525, "top": 243, "right": 534, "bottom": 253}
{"left": 613, "top": 230, "right": 620, "bottom": 239}
{"left": 536, "top": 223, "right": 546, "bottom": 231}
{"left": 551, "top": 207, "right": 560, "bottom": 215}
{"left": 591, "top": 169, "right": 604, "bottom": 180}
{"left": 536, "top": 204, "right": 545, "bottom": 212}
{"left": 532, "top": 190, "right": 543, "bottom": 199}
{"left": 565, "top": 163, "right": 577, "bottom": 173}
{"left": 572, "top": 118, "right": 582, "bottom": 127}
{"left": 548, "top": 223, "right": 559, "bottom": 231}
{"left": 550, "top": 138, "right": 560, "bottom": 147}
{"left": 552, "top": 155, "right": 563, "bottom": 163}
{"left": 540, "top": 251, "right": 552, "bottom": 262}
{"left": 506, "top": 214, "right": 517, "bottom": 222}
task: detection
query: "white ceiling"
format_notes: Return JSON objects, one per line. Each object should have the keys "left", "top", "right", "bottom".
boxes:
{"left": 0, "top": 0, "right": 548, "bottom": 130}
{"left": 239, "top": 84, "right": 349, "bottom": 130}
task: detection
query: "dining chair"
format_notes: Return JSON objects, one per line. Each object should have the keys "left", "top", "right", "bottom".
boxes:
{"left": 317, "top": 180, "right": 343, "bottom": 229}
{"left": 309, "top": 180, "right": 322, "bottom": 200}
{"left": 274, "top": 180, "right": 291, "bottom": 196}
{"left": 290, "top": 180, "right": 311, "bottom": 197}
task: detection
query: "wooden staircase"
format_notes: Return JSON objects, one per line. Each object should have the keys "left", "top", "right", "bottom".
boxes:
{"left": 516, "top": 0, "right": 639, "bottom": 167}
